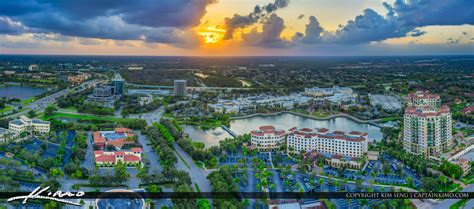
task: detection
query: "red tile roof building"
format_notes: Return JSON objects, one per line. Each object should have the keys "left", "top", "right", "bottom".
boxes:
{"left": 92, "top": 128, "right": 142, "bottom": 166}
{"left": 94, "top": 148, "right": 142, "bottom": 166}
{"left": 287, "top": 127, "right": 368, "bottom": 158}
{"left": 250, "top": 126, "right": 286, "bottom": 151}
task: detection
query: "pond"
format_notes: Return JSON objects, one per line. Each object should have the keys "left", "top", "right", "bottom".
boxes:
{"left": 0, "top": 86, "right": 47, "bottom": 100}
{"left": 181, "top": 125, "right": 233, "bottom": 147}
{"left": 182, "top": 112, "right": 383, "bottom": 147}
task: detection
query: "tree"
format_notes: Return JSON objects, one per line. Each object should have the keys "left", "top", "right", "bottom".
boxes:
{"left": 27, "top": 110, "right": 36, "bottom": 118}
{"left": 44, "top": 105, "right": 57, "bottom": 117}
{"left": 114, "top": 162, "right": 130, "bottom": 183}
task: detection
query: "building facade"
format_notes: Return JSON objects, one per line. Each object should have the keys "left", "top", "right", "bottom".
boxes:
{"left": 287, "top": 127, "right": 368, "bottom": 158}
{"left": 250, "top": 126, "right": 286, "bottom": 151}
{"left": 173, "top": 80, "right": 187, "bottom": 97}
{"left": 8, "top": 115, "right": 50, "bottom": 135}
{"left": 94, "top": 148, "right": 142, "bottom": 166}
{"left": 403, "top": 91, "right": 452, "bottom": 157}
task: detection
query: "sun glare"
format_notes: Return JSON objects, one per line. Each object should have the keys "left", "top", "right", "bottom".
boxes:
{"left": 198, "top": 27, "right": 226, "bottom": 44}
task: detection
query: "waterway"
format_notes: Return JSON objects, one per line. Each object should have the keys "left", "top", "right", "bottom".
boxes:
{"left": 182, "top": 112, "right": 383, "bottom": 147}
{"left": 0, "top": 86, "right": 47, "bottom": 100}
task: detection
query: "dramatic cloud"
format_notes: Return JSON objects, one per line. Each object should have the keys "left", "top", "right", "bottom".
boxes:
{"left": 294, "top": 0, "right": 473, "bottom": 45}
{"left": 0, "top": 0, "right": 217, "bottom": 46}
{"left": 241, "top": 14, "right": 291, "bottom": 48}
{"left": 292, "top": 16, "right": 324, "bottom": 44}
{"left": 0, "top": 17, "right": 28, "bottom": 35}
{"left": 223, "top": 0, "right": 289, "bottom": 40}
{"left": 390, "top": 0, "right": 474, "bottom": 27}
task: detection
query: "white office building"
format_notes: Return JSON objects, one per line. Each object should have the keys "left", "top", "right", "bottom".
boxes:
{"left": 250, "top": 126, "right": 286, "bottom": 151}
{"left": 9, "top": 115, "right": 50, "bottom": 135}
{"left": 287, "top": 127, "right": 368, "bottom": 158}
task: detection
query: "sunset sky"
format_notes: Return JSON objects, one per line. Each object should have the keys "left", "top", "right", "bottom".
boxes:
{"left": 0, "top": 0, "right": 473, "bottom": 56}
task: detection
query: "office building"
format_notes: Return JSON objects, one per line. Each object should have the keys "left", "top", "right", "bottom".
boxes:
{"left": 403, "top": 91, "right": 452, "bottom": 157}
{"left": 111, "top": 72, "right": 125, "bottom": 95}
{"left": 250, "top": 126, "right": 286, "bottom": 151}
{"left": 8, "top": 115, "right": 50, "bottom": 135}
{"left": 28, "top": 64, "right": 39, "bottom": 71}
{"left": 287, "top": 127, "right": 368, "bottom": 158}
{"left": 174, "top": 80, "right": 187, "bottom": 97}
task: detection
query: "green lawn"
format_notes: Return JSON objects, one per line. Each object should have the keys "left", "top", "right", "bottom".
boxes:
{"left": 0, "top": 105, "right": 14, "bottom": 114}
{"left": 380, "top": 117, "right": 402, "bottom": 122}
{"left": 43, "top": 112, "right": 131, "bottom": 122}
{"left": 21, "top": 97, "right": 35, "bottom": 105}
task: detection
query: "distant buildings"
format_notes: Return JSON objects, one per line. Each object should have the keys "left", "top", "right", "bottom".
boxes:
{"left": 28, "top": 64, "right": 39, "bottom": 71}
{"left": 86, "top": 72, "right": 124, "bottom": 107}
{"left": 303, "top": 86, "right": 356, "bottom": 105}
{"left": 250, "top": 126, "right": 286, "bottom": 151}
{"left": 8, "top": 115, "right": 50, "bottom": 135}
{"left": 86, "top": 85, "right": 117, "bottom": 107}
{"left": 173, "top": 80, "right": 187, "bottom": 97}
{"left": 93, "top": 128, "right": 142, "bottom": 166}
{"left": 111, "top": 73, "right": 125, "bottom": 95}
{"left": 403, "top": 91, "right": 452, "bottom": 157}
{"left": 67, "top": 73, "right": 91, "bottom": 86}
{"left": 369, "top": 94, "right": 402, "bottom": 112}
{"left": 303, "top": 86, "right": 353, "bottom": 97}
{"left": 208, "top": 94, "right": 311, "bottom": 114}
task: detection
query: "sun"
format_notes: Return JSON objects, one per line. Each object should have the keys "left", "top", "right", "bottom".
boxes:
{"left": 198, "top": 26, "right": 226, "bottom": 44}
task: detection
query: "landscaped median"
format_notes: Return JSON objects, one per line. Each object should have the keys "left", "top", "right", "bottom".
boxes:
{"left": 43, "top": 112, "right": 136, "bottom": 122}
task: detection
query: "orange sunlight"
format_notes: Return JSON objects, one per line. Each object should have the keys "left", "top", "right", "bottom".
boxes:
{"left": 198, "top": 26, "right": 226, "bottom": 44}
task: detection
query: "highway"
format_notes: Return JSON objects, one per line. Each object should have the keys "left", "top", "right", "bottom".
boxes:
{"left": 5, "top": 79, "right": 104, "bottom": 119}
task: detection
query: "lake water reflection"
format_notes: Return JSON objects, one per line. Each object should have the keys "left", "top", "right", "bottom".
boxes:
{"left": 182, "top": 113, "right": 383, "bottom": 147}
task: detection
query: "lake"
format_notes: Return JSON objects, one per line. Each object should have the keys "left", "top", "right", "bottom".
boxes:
{"left": 0, "top": 86, "right": 47, "bottom": 100}
{"left": 182, "top": 112, "right": 383, "bottom": 147}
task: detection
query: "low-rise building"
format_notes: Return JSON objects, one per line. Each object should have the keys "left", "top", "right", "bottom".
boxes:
{"left": 8, "top": 115, "right": 50, "bottom": 135}
{"left": 94, "top": 148, "right": 142, "bottom": 166}
{"left": 208, "top": 94, "right": 311, "bottom": 114}
{"left": 456, "top": 158, "right": 471, "bottom": 176}
{"left": 369, "top": 94, "right": 402, "bottom": 112}
{"left": 93, "top": 128, "right": 142, "bottom": 166}
{"left": 28, "top": 64, "right": 39, "bottom": 71}
{"left": 287, "top": 127, "right": 368, "bottom": 158}
{"left": 86, "top": 85, "right": 118, "bottom": 107}
{"left": 250, "top": 126, "right": 286, "bottom": 151}
{"left": 0, "top": 128, "right": 14, "bottom": 143}
{"left": 303, "top": 86, "right": 353, "bottom": 97}
{"left": 93, "top": 128, "right": 135, "bottom": 149}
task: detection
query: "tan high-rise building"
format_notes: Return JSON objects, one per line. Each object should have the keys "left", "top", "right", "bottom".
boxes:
{"left": 403, "top": 91, "right": 452, "bottom": 157}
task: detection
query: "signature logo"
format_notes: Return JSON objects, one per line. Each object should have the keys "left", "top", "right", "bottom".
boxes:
{"left": 7, "top": 186, "right": 85, "bottom": 206}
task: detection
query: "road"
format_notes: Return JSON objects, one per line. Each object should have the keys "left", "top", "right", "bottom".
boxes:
{"left": 6, "top": 79, "right": 104, "bottom": 119}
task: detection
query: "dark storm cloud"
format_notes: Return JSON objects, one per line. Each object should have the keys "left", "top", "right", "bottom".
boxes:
{"left": 295, "top": 0, "right": 473, "bottom": 45}
{"left": 241, "top": 14, "right": 291, "bottom": 48}
{"left": 0, "top": 0, "right": 216, "bottom": 46}
{"left": 223, "top": 0, "right": 289, "bottom": 40}
{"left": 0, "top": 17, "right": 28, "bottom": 35}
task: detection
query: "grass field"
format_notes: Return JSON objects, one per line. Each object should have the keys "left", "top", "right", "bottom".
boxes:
{"left": 380, "top": 117, "right": 402, "bottom": 122}
{"left": 21, "top": 97, "right": 35, "bottom": 105}
{"left": 0, "top": 105, "right": 14, "bottom": 114}
{"left": 43, "top": 112, "right": 131, "bottom": 122}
